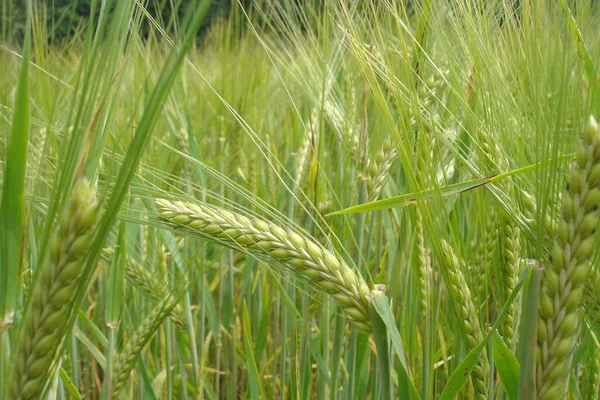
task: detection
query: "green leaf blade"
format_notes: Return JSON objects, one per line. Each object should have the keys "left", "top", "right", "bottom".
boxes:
{"left": 493, "top": 331, "right": 520, "bottom": 400}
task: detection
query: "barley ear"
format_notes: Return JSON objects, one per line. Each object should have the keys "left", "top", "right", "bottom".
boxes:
{"left": 500, "top": 204, "right": 522, "bottom": 350}
{"left": 155, "top": 198, "right": 372, "bottom": 332}
{"left": 536, "top": 116, "right": 600, "bottom": 399}
{"left": 473, "top": 207, "right": 498, "bottom": 314}
{"left": 112, "top": 295, "right": 179, "bottom": 397}
{"left": 440, "top": 240, "right": 489, "bottom": 400}
{"left": 365, "top": 138, "right": 396, "bottom": 202}
{"left": 415, "top": 208, "right": 430, "bottom": 319}
{"left": 9, "top": 178, "right": 99, "bottom": 400}
{"left": 102, "top": 248, "right": 187, "bottom": 330}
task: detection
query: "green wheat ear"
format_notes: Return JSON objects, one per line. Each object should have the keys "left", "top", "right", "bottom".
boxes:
{"left": 155, "top": 198, "right": 373, "bottom": 332}
{"left": 440, "top": 240, "right": 490, "bottom": 400}
{"left": 536, "top": 116, "right": 600, "bottom": 399}
{"left": 112, "top": 295, "right": 179, "bottom": 397}
{"left": 9, "top": 178, "right": 99, "bottom": 400}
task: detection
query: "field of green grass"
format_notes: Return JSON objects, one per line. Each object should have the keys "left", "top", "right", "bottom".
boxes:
{"left": 1, "top": 1, "right": 600, "bottom": 399}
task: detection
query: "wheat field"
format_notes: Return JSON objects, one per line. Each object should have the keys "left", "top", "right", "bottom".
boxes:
{"left": 1, "top": 1, "right": 600, "bottom": 399}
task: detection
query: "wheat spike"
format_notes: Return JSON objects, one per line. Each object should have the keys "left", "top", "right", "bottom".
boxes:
{"left": 155, "top": 198, "right": 372, "bottom": 331}
{"left": 536, "top": 116, "right": 600, "bottom": 399}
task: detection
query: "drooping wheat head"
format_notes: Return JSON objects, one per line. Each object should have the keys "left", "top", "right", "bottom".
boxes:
{"left": 155, "top": 198, "right": 372, "bottom": 332}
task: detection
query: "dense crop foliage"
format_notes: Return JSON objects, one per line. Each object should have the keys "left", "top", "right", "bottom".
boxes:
{"left": 1, "top": 1, "right": 600, "bottom": 399}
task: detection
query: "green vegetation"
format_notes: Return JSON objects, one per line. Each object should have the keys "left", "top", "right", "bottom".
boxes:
{"left": 1, "top": 1, "right": 600, "bottom": 399}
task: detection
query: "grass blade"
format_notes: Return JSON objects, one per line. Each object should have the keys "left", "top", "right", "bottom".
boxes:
{"left": 328, "top": 155, "right": 574, "bottom": 216}
{"left": 517, "top": 262, "right": 544, "bottom": 400}
{"left": 242, "top": 301, "right": 265, "bottom": 400}
{"left": 492, "top": 331, "right": 520, "bottom": 400}
{"left": 370, "top": 290, "right": 421, "bottom": 400}
{"left": 0, "top": 2, "right": 31, "bottom": 395}
{"left": 0, "top": 0, "right": 31, "bottom": 322}
{"left": 59, "top": 368, "right": 82, "bottom": 400}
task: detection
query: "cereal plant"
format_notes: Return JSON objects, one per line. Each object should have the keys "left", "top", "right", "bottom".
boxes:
{"left": 1, "top": 1, "right": 599, "bottom": 399}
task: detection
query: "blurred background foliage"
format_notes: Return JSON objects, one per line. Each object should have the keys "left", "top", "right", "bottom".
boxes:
{"left": 1, "top": 0, "right": 261, "bottom": 45}
{"left": 0, "top": 0, "right": 532, "bottom": 47}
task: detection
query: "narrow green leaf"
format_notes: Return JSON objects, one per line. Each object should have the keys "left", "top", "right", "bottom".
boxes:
{"left": 59, "top": 368, "right": 82, "bottom": 400}
{"left": 493, "top": 331, "right": 520, "bottom": 400}
{"left": 242, "top": 301, "right": 265, "bottom": 400}
{"left": 370, "top": 291, "right": 421, "bottom": 400}
{"left": 439, "top": 339, "right": 488, "bottom": 400}
{"left": 369, "top": 291, "right": 393, "bottom": 400}
{"left": 0, "top": 0, "right": 31, "bottom": 321}
{"left": 74, "top": 328, "right": 107, "bottom": 370}
{"left": 518, "top": 263, "right": 543, "bottom": 400}
{"left": 0, "top": 5, "right": 31, "bottom": 393}
{"left": 329, "top": 155, "right": 574, "bottom": 216}
{"left": 77, "top": 310, "right": 108, "bottom": 348}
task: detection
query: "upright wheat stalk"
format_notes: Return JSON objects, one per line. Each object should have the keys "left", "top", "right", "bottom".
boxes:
{"left": 536, "top": 116, "right": 600, "bottom": 399}
{"left": 155, "top": 198, "right": 372, "bottom": 331}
